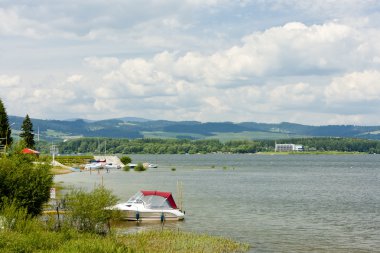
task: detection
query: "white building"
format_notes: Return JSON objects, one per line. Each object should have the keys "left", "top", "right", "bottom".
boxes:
{"left": 275, "top": 143, "right": 303, "bottom": 152}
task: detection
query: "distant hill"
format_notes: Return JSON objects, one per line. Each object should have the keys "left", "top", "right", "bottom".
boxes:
{"left": 8, "top": 115, "right": 380, "bottom": 142}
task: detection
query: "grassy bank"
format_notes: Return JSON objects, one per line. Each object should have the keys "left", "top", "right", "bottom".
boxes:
{"left": 50, "top": 166, "right": 72, "bottom": 175}
{"left": 0, "top": 228, "right": 249, "bottom": 253}
{"left": 120, "top": 230, "right": 249, "bottom": 253}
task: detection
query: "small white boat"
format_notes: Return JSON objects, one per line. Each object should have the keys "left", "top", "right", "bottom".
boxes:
{"left": 127, "top": 163, "right": 137, "bottom": 168}
{"left": 84, "top": 162, "right": 103, "bottom": 170}
{"left": 112, "top": 191, "right": 185, "bottom": 221}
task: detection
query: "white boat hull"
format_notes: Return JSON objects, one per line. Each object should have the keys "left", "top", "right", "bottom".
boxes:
{"left": 113, "top": 202, "right": 185, "bottom": 221}
{"left": 121, "top": 210, "right": 184, "bottom": 221}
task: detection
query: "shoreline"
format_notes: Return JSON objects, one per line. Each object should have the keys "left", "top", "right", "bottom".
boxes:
{"left": 255, "top": 151, "right": 366, "bottom": 155}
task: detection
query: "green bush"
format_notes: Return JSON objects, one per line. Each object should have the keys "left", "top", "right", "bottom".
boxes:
{"left": 64, "top": 186, "right": 119, "bottom": 233}
{"left": 134, "top": 162, "right": 146, "bottom": 172}
{"left": 0, "top": 151, "right": 53, "bottom": 216}
{"left": 0, "top": 201, "right": 35, "bottom": 232}
{"left": 120, "top": 156, "right": 132, "bottom": 165}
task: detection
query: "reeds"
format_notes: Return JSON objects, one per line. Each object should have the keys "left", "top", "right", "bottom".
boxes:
{"left": 120, "top": 229, "right": 250, "bottom": 253}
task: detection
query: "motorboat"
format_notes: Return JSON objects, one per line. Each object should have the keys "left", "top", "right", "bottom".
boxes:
{"left": 84, "top": 162, "right": 103, "bottom": 170}
{"left": 104, "top": 163, "right": 121, "bottom": 169}
{"left": 112, "top": 190, "right": 185, "bottom": 221}
{"left": 127, "top": 163, "right": 157, "bottom": 169}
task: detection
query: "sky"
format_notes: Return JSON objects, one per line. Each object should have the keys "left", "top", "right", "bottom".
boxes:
{"left": 1, "top": 0, "right": 380, "bottom": 125}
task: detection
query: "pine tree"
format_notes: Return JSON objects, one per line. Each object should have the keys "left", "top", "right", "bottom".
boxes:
{"left": 0, "top": 98, "right": 12, "bottom": 149}
{"left": 20, "top": 114, "right": 35, "bottom": 149}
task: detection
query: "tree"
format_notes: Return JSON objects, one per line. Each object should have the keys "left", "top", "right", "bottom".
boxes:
{"left": 0, "top": 151, "right": 53, "bottom": 216}
{"left": 0, "top": 98, "right": 12, "bottom": 149}
{"left": 20, "top": 114, "right": 35, "bottom": 149}
{"left": 120, "top": 155, "right": 132, "bottom": 165}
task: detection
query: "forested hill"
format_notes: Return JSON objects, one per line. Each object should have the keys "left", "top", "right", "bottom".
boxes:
{"left": 8, "top": 115, "right": 380, "bottom": 141}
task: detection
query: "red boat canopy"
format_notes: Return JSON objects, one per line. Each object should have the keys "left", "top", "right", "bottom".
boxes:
{"left": 21, "top": 148, "right": 40, "bottom": 155}
{"left": 141, "top": 190, "right": 178, "bottom": 209}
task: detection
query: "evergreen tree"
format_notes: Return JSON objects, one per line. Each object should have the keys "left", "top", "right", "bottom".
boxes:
{"left": 0, "top": 98, "right": 12, "bottom": 149}
{"left": 20, "top": 114, "right": 35, "bottom": 149}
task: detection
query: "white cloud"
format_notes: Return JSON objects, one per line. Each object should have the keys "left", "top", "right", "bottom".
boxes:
{"left": 84, "top": 57, "right": 120, "bottom": 71}
{"left": 268, "top": 82, "right": 318, "bottom": 109}
{"left": 66, "top": 74, "right": 83, "bottom": 83}
{"left": 2, "top": 1, "right": 380, "bottom": 125}
{"left": 0, "top": 8, "right": 51, "bottom": 38}
{"left": 325, "top": 70, "right": 380, "bottom": 104}
{"left": 0, "top": 75, "right": 20, "bottom": 87}
{"left": 99, "top": 21, "right": 371, "bottom": 90}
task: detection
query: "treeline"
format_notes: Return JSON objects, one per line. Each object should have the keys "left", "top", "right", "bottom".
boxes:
{"left": 50, "top": 137, "right": 380, "bottom": 154}
{"left": 55, "top": 138, "right": 268, "bottom": 154}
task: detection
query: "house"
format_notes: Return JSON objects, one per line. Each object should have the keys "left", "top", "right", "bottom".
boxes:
{"left": 275, "top": 144, "right": 303, "bottom": 152}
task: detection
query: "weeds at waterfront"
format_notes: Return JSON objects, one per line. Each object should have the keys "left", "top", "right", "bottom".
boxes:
{"left": 0, "top": 228, "right": 130, "bottom": 253}
{"left": 120, "top": 230, "right": 250, "bottom": 253}
{"left": 0, "top": 226, "right": 249, "bottom": 253}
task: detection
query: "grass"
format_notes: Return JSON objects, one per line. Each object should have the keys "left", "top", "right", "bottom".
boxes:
{"left": 119, "top": 230, "right": 250, "bottom": 253}
{"left": 0, "top": 229, "right": 130, "bottom": 253}
{"left": 55, "top": 156, "right": 94, "bottom": 166}
{"left": 141, "top": 131, "right": 205, "bottom": 139}
{"left": 206, "top": 131, "right": 307, "bottom": 141}
{"left": 50, "top": 166, "right": 72, "bottom": 175}
{"left": 0, "top": 225, "right": 249, "bottom": 253}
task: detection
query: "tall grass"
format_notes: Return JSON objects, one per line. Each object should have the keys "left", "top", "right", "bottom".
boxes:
{"left": 0, "top": 227, "right": 249, "bottom": 253}
{"left": 120, "top": 230, "right": 250, "bottom": 253}
{"left": 0, "top": 228, "right": 131, "bottom": 253}
{"left": 0, "top": 224, "right": 249, "bottom": 253}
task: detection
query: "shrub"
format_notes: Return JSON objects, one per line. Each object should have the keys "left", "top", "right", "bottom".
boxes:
{"left": 0, "top": 152, "right": 53, "bottom": 216}
{"left": 0, "top": 201, "right": 34, "bottom": 232}
{"left": 134, "top": 162, "right": 146, "bottom": 172}
{"left": 120, "top": 156, "right": 132, "bottom": 165}
{"left": 64, "top": 186, "right": 119, "bottom": 234}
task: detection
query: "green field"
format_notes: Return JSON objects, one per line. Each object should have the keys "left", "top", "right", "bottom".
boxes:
{"left": 207, "top": 131, "right": 307, "bottom": 141}
{"left": 142, "top": 130, "right": 307, "bottom": 141}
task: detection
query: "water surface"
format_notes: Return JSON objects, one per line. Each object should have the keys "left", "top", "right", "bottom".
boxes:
{"left": 56, "top": 154, "right": 380, "bottom": 252}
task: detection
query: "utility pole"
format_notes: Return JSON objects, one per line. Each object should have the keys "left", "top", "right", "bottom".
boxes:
{"left": 50, "top": 144, "right": 58, "bottom": 165}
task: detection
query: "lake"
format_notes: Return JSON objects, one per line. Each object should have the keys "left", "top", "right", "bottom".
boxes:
{"left": 55, "top": 154, "right": 380, "bottom": 253}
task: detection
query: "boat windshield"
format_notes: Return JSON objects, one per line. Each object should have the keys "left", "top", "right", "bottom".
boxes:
{"left": 127, "top": 191, "right": 145, "bottom": 204}
{"left": 127, "top": 191, "right": 173, "bottom": 209}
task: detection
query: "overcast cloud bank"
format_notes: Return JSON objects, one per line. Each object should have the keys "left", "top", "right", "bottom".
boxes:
{"left": 1, "top": 1, "right": 380, "bottom": 125}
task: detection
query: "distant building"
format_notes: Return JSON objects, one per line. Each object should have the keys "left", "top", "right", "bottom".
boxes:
{"left": 275, "top": 144, "right": 303, "bottom": 152}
